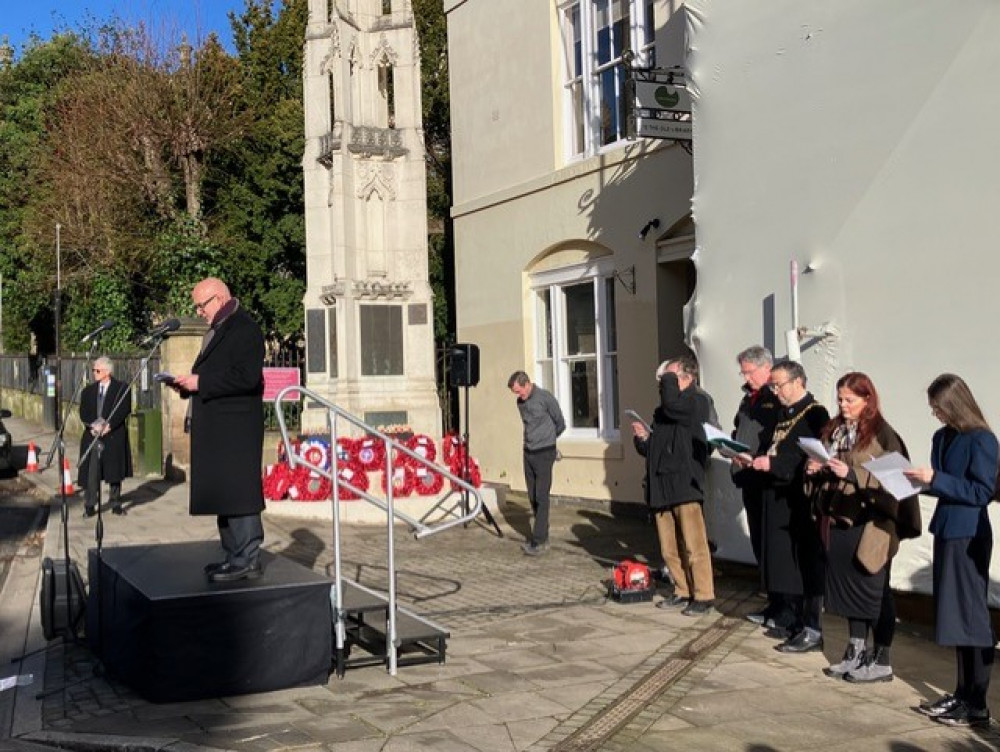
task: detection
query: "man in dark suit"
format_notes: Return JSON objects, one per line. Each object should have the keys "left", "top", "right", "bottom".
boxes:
{"left": 173, "top": 278, "right": 266, "bottom": 583}
{"left": 79, "top": 356, "right": 132, "bottom": 517}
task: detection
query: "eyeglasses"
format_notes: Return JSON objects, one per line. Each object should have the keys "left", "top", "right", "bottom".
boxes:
{"left": 194, "top": 294, "right": 218, "bottom": 313}
{"left": 770, "top": 380, "right": 793, "bottom": 390}
{"left": 739, "top": 363, "right": 762, "bottom": 377}
{"left": 92, "top": 368, "right": 105, "bottom": 374}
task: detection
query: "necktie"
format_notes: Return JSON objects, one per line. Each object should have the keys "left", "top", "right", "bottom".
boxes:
{"left": 97, "top": 385, "right": 106, "bottom": 415}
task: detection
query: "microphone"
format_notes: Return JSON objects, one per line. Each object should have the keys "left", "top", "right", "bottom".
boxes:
{"left": 80, "top": 320, "right": 115, "bottom": 344}
{"left": 140, "top": 318, "right": 181, "bottom": 346}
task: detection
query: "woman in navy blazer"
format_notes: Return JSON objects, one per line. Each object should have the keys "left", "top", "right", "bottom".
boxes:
{"left": 905, "top": 373, "right": 998, "bottom": 728}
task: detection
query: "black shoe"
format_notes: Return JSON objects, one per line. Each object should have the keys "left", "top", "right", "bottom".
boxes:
{"left": 111, "top": 504, "right": 126, "bottom": 516}
{"left": 204, "top": 561, "right": 228, "bottom": 574}
{"left": 933, "top": 701, "right": 990, "bottom": 728}
{"left": 682, "top": 600, "right": 714, "bottom": 617}
{"left": 777, "top": 629, "right": 824, "bottom": 654}
{"left": 745, "top": 609, "right": 770, "bottom": 625}
{"left": 917, "top": 694, "right": 961, "bottom": 717}
{"left": 763, "top": 611, "right": 796, "bottom": 631}
{"left": 763, "top": 625, "right": 792, "bottom": 640}
{"left": 208, "top": 562, "right": 263, "bottom": 583}
{"left": 656, "top": 594, "right": 690, "bottom": 609}
{"left": 83, "top": 506, "right": 96, "bottom": 518}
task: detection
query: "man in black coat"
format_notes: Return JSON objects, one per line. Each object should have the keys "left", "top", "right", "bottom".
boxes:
{"left": 631, "top": 354, "right": 715, "bottom": 616}
{"left": 750, "top": 360, "right": 830, "bottom": 653}
{"left": 173, "top": 278, "right": 266, "bottom": 583}
{"left": 730, "top": 345, "right": 782, "bottom": 625}
{"left": 79, "top": 356, "right": 132, "bottom": 517}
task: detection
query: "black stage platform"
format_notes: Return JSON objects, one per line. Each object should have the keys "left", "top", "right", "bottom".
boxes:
{"left": 87, "top": 540, "right": 332, "bottom": 703}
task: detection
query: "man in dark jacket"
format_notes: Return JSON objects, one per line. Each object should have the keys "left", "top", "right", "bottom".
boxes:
{"left": 750, "top": 360, "right": 830, "bottom": 653}
{"left": 509, "top": 371, "right": 566, "bottom": 556}
{"left": 631, "top": 354, "right": 714, "bottom": 616}
{"left": 730, "top": 345, "right": 782, "bottom": 625}
{"left": 174, "top": 278, "right": 265, "bottom": 583}
{"left": 79, "top": 356, "right": 132, "bottom": 517}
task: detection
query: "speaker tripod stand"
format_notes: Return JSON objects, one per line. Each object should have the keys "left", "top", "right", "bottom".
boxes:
{"left": 457, "top": 381, "right": 502, "bottom": 537}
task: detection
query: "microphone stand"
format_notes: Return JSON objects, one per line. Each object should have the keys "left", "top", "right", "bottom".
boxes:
{"left": 36, "top": 334, "right": 164, "bottom": 698}
{"left": 23, "top": 340, "right": 99, "bottom": 687}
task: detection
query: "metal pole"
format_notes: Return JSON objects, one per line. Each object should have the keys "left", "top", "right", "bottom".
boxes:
{"left": 54, "top": 224, "right": 62, "bottom": 420}
{"left": 330, "top": 409, "right": 346, "bottom": 676}
{"left": 790, "top": 258, "right": 799, "bottom": 333}
{"left": 385, "top": 435, "right": 398, "bottom": 676}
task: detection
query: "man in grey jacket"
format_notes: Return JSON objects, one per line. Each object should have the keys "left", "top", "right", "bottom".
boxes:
{"left": 509, "top": 371, "right": 566, "bottom": 555}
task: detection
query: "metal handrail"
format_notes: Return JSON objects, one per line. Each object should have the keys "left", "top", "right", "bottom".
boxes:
{"left": 272, "top": 385, "right": 485, "bottom": 675}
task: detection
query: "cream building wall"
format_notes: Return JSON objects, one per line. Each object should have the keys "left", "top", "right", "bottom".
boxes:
{"left": 686, "top": 0, "right": 1000, "bottom": 598}
{"left": 446, "top": 0, "right": 694, "bottom": 504}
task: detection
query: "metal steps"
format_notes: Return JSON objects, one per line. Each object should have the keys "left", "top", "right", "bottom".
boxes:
{"left": 336, "top": 579, "right": 449, "bottom": 676}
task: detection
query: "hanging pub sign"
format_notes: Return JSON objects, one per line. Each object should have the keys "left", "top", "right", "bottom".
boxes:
{"left": 628, "top": 66, "right": 692, "bottom": 142}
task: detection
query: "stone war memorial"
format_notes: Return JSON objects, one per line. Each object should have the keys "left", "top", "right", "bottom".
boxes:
{"left": 301, "top": 0, "right": 441, "bottom": 437}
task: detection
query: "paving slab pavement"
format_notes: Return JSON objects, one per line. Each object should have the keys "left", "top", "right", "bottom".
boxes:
{"left": 0, "top": 415, "right": 998, "bottom": 751}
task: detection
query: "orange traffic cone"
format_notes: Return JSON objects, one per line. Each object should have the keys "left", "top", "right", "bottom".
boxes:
{"left": 26, "top": 441, "right": 39, "bottom": 473}
{"left": 61, "top": 458, "right": 75, "bottom": 495}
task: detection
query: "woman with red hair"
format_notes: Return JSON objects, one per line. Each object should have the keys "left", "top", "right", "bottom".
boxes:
{"left": 806, "top": 372, "right": 914, "bottom": 684}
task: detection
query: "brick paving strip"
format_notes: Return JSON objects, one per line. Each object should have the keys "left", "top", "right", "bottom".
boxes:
{"left": 541, "top": 601, "right": 749, "bottom": 752}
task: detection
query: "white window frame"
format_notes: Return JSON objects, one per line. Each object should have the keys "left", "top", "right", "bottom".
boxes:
{"left": 558, "top": 0, "right": 655, "bottom": 160}
{"left": 531, "top": 258, "right": 619, "bottom": 440}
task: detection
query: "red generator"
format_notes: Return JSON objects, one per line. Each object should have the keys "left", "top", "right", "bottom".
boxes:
{"left": 608, "top": 559, "right": 655, "bottom": 603}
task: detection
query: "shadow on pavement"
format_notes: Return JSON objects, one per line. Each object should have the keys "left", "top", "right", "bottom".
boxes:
{"left": 117, "top": 478, "right": 184, "bottom": 514}
{"left": 272, "top": 526, "right": 326, "bottom": 570}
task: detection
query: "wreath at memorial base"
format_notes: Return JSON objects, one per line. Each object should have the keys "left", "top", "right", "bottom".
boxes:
{"left": 299, "top": 438, "right": 332, "bottom": 471}
{"left": 413, "top": 466, "right": 444, "bottom": 496}
{"left": 285, "top": 466, "right": 313, "bottom": 500}
{"left": 262, "top": 463, "right": 294, "bottom": 500}
{"left": 356, "top": 438, "right": 386, "bottom": 472}
{"left": 301, "top": 472, "right": 332, "bottom": 501}
{"left": 335, "top": 460, "right": 369, "bottom": 500}
{"left": 381, "top": 465, "right": 416, "bottom": 497}
{"left": 448, "top": 456, "right": 482, "bottom": 489}
{"left": 405, "top": 434, "right": 437, "bottom": 465}
{"left": 335, "top": 436, "right": 357, "bottom": 463}
{"left": 442, "top": 432, "right": 465, "bottom": 464}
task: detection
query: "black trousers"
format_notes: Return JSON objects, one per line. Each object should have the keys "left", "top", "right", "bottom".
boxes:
{"left": 85, "top": 450, "right": 121, "bottom": 510}
{"left": 218, "top": 513, "right": 264, "bottom": 567}
{"left": 523, "top": 446, "right": 557, "bottom": 544}
{"left": 956, "top": 645, "right": 995, "bottom": 709}
{"left": 742, "top": 487, "right": 764, "bottom": 565}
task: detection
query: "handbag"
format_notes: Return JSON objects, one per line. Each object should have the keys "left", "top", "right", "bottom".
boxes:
{"left": 855, "top": 518, "right": 897, "bottom": 575}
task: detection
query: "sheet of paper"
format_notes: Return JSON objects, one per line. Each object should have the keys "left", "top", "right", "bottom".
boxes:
{"left": 703, "top": 423, "right": 750, "bottom": 450}
{"left": 798, "top": 437, "right": 831, "bottom": 462}
{"left": 624, "top": 409, "right": 652, "bottom": 435}
{"left": 862, "top": 452, "right": 921, "bottom": 500}
{"left": 702, "top": 423, "right": 751, "bottom": 462}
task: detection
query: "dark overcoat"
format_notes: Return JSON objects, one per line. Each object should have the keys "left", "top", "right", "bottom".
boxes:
{"left": 188, "top": 306, "right": 265, "bottom": 516}
{"left": 925, "top": 427, "right": 998, "bottom": 646}
{"left": 633, "top": 373, "right": 711, "bottom": 510}
{"left": 759, "top": 393, "right": 829, "bottom": 596}
{"left": 78, "top": 377, "right": 133, "bottom": 485}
